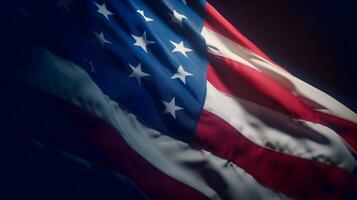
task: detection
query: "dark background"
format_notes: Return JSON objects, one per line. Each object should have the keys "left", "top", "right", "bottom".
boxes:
{"left": 209, "top": 0, "right": 357, "bottom": 112}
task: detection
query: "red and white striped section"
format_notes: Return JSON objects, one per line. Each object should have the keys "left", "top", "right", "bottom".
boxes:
{"left": 197, "top": 3, "right": 357, "bottom": 199}
{"left": 15, "top": 40, "right": 290, "bottom": 200}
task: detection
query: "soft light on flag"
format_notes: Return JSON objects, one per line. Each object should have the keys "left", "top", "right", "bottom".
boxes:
{"left": 2, "top": 0, "right": 357, "bottom": 199}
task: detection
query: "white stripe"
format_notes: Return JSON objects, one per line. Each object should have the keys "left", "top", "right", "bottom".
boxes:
{"left": 205, "top": 81, "right": 357, "bottom": 172}
{"left": 30, "top": 138, "right": 46, "bottom": 150}
{"left": 58, "top": 149, "right": 92, "bottom": 168}
{"left": 12, "top": 40, "right": 289, "bottom": 200}
{"left": 201, "top": 26, "right": 357, "bottom": 124}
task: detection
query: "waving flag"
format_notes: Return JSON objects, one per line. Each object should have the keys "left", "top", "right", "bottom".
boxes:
{"left": 3, "top": 0, "right": 357, "bottom": 199}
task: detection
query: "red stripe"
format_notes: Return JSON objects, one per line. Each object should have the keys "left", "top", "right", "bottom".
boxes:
{"left": 59, "top": 103, "right": 209, "bottom": 200}
{"left": 196, "top": 110, "right": 357, "bottom": 200}
{"left": 207, "top": 53, "right": 357, "bottom": 150}
{"left": 204, "top": 3, "right": 285, "bottom": 70}
{"left": 207, "top": 53, "right": 317, "bottom": 121}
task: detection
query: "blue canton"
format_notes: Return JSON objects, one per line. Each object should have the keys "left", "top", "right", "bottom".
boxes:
{"left": 8, "top": 0, "right": 208, "bottom": 140}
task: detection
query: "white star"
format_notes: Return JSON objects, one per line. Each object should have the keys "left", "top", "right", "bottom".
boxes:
{"left": 132, "top": 32, "right": 155, "bottom": 53}
{"left": 162, "top": 97, "right": 183, "bottom": 119}
{"left": 94, "top": 32, "right": 111, "bottom": 47}
{"left": 84, "top": 59, "right": 96, "bottom": 73}
{"left": 171, "top": 65, "right": 193, "bottom": 84}
{"left": 57, "top": 0, "right": 76, "bottom": 12}
{"left": 129, "top": 63, "right": 150, "bottom": 84}
{"left": 94, "top": 2, "right": 114, "bottom": 20}
{"left": 137, "top": 10, "right": 154, "bottom": 22}
{"left": 171, "top": 10, "right": 187, "bottom": 25}
{"left": 170, "top": 40, "right": 192, "bottom": 57}
{"left": 89, "top": 62, "right": 96, "bottom": 73}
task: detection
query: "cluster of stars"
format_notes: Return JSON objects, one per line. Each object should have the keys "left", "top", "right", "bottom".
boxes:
{"left": 57, "top": 0, "right": 193, "bottom": 120}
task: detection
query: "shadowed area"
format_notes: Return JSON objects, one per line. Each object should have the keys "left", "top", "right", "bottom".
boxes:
{"left": 209, "top": 0, "right": 357, "bottom": 112}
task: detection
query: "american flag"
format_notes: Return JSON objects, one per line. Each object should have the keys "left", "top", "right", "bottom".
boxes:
{"left": 3, "top": 0, "right": 357, "bottom": 199}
